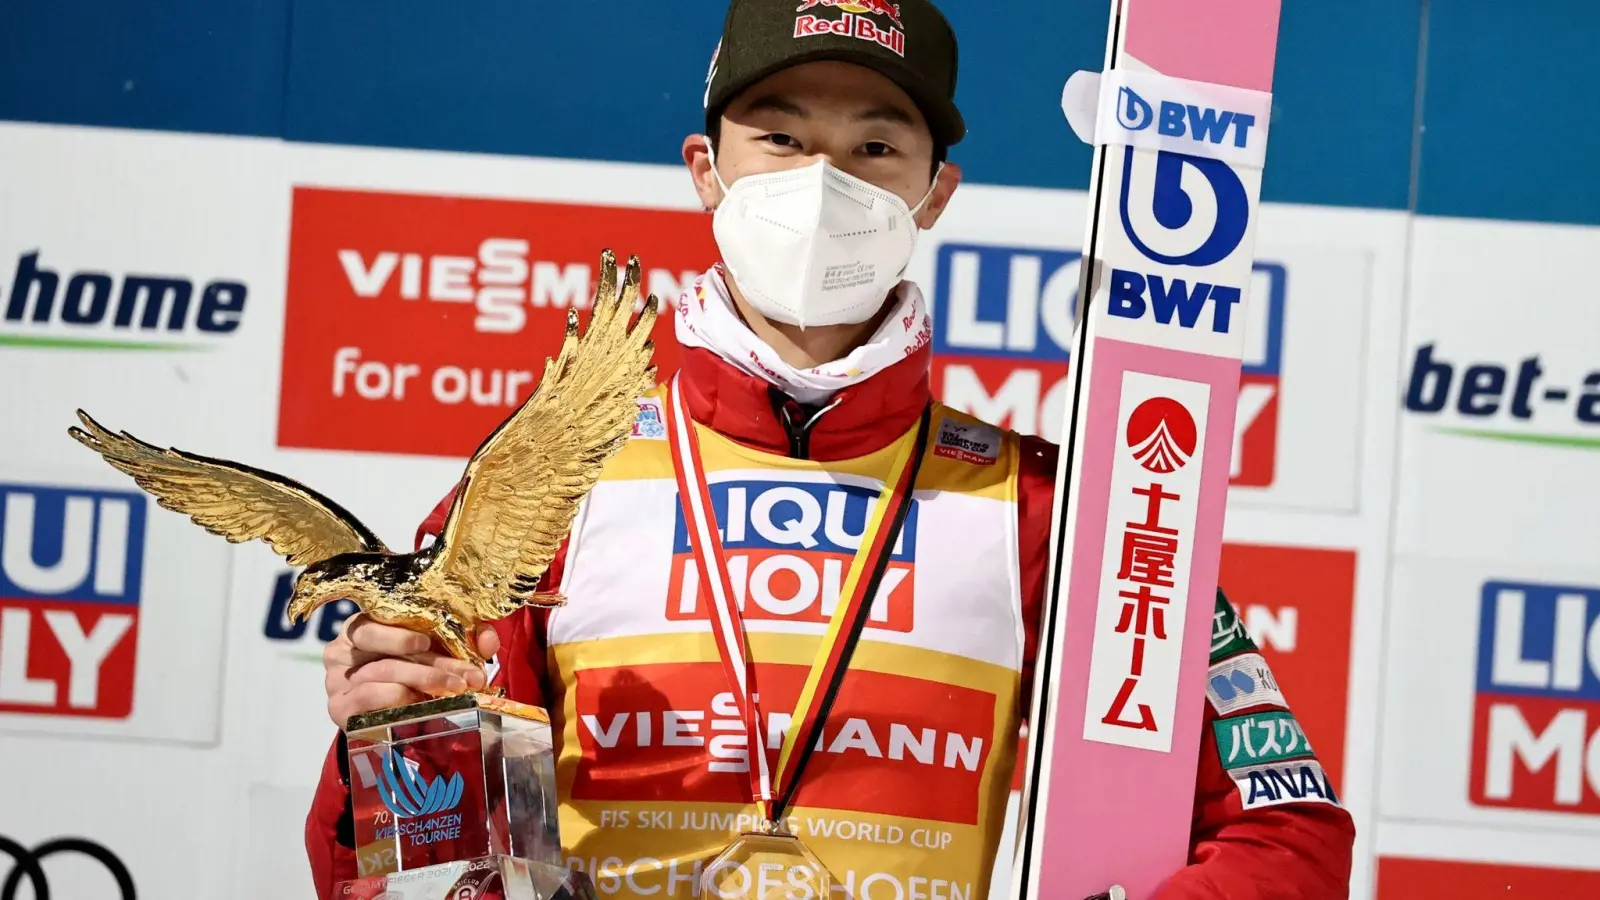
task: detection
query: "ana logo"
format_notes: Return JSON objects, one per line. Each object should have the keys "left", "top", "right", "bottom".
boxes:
{"left": 1, "top": 251, "right": 248, "bottom": 350}
{"left": 1231, "top": 759, "right": 1339, "bottom": 811}
{"left": 1470, "top": 580, "right": 1600, "bottom": 814}
{"left": 1126, "top": 397, "right": 1197, "bottom": 473}
{"left": 793, "top": 0, "right": 906, "bottom": 57}
{"left": 1116, "top": 86, "right": 1154, "bottom": 131}
{"left": 572, "top": 661, "right": 994, "bottom": 824}
{"left": 1404, "top": 345, "right": 1600, "bottom": 450}
{"left": 668, "top": 479, "right": 919, "bottom": 632}
{"left": 377, "top": 751, "right": 465, "bottom": 818}
{"left": 927, "top": 241, "right": 1285, "bottom": 486}
{"left": 0, "top": 483, "right": 146, "bottom": 718}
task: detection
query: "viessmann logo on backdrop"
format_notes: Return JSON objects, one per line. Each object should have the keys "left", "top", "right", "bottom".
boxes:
{"left": 0, "top": 250, "right": 249, "bottom": 350}
{"left": 927, "top": 243, "right": 1286, "bottom": 486}
{"left": 278, "top": 187, "right": 719, "bottom": 458}
{"left": 0, "top": 483, "right": 146, "bottom": 719}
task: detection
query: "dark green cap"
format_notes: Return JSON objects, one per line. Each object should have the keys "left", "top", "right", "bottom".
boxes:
{"left": 703, "top": 0, "right": 966, "bottom": 146}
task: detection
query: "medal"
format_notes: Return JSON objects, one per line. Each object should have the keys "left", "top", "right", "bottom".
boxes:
{"left": 665, "top": 375, "right": 932, "bottom": 899}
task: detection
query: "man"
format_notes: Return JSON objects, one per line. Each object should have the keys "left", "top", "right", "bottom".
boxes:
{"left": 306, "top": 1, "right": 1355, "bottom": 897}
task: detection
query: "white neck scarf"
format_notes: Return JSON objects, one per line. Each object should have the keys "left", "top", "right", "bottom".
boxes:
{"left": 673, "top": 266, "right": 932, "bottom": 406}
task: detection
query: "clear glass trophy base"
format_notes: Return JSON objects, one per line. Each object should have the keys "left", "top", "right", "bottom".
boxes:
{"left": 702, "top": 831, "right": 838, "bottom": 900}
{"left": 336, "top": 854, "right": 596, "bottom": 900}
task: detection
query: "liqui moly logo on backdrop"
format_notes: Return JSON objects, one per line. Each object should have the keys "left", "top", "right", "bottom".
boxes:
{"left": 278, "top": 187, "right": 717, "bottom": 458}
{"left": 1081, "top": 373, "right": 1211, "bottom": 752}
{"left": 0, "top": 483, "right": 146, "bottom": 719}
{"left": 928, "top": 242, "right": 1284, "bottom": 486}
{"left": 1470, "top": 580, "right": 1600, "bottom": 814}
{"left": 571, "top": 661, "right": 993, "bottom": 824}
{"left": 668, "top": 479, "right": 919, "bottom": 632}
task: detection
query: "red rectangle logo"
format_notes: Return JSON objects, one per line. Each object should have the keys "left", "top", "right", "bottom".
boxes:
{"left": 278, "top": 187, "right": 719, "bottom": 458}
{"left": 570, "top": 662, "right": 994, "bottom": 824}
{"left": 1378, "top": 857, "right": 1600, "bottom": 899}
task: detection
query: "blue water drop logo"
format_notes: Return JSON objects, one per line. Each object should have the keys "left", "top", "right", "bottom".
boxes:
{"left": 1116, "top": 86, "right": 1154, "bottom": 131}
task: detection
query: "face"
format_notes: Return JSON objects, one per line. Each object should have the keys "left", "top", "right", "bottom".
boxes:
{"left": 684, "top": 60, "right": 962, "bottom": 230}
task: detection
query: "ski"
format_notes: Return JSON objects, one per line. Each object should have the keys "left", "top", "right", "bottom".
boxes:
{"left": 1010, "top": 1, "right": 1283, "bottom": 898}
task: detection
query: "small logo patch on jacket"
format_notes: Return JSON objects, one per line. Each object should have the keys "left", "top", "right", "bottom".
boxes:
{"left": 632, "top": 399, "right": 666, "bottom": 440}
{"left": 934, "top": 419, "right": 1000, "bottom": 465}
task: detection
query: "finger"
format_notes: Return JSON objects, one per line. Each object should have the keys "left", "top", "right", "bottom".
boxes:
{"left": 347, "top": 618, "right": 432, "bottom": 657}
{"left": 475, "top": 625, "right": 502, "bottom": 661}
{"left": 330, "top": 682, "right": 425, "bottom": 729}
{"left": 391, "top": 649, "right": 484, "bottom": 684}
{"left": 347, "top": 657, "right": 471, "bottom": 696}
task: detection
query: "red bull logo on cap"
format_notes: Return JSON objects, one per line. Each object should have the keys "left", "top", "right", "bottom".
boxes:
{"left": 794, "top": 0, "right": 907, "bottom": 58}
{"left": 796, "top": 0, "right": 905, "bottom": 29}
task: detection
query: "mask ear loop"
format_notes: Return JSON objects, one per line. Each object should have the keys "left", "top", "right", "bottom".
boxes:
{"left": 705, "top": 142, "right": 733, "bottom": 203}
{"left": 909, "top": 162, "right": 946, "bottom": 218}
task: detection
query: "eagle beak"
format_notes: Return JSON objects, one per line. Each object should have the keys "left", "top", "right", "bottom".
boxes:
{"left": 287, "top": 571, "right": 326, "bottom": 624}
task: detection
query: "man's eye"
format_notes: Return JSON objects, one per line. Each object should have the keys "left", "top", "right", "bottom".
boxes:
{"left": 763, "top": 133, "right": 799, "bottom": 148}
{"left": 862, "top": 142, "right": 895, "bottom": 157}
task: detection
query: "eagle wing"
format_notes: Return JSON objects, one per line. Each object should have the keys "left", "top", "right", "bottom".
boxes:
{"left": 69, "top": 411, "right": 386, "bottom": 566}
{"left": 430, "top": 249, "right": 659, "bottom": 621}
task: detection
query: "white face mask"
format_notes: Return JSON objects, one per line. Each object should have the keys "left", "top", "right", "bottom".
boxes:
{"left": 708, "top": 149, "right": 942, "bottom": 329}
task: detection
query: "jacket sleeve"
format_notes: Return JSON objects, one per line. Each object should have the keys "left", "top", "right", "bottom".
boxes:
{"left": 305, "top": 482, "right": 563, "bottom": 900}
{"left": 1014, "top": 436, "right": 1355, "bottom": 900}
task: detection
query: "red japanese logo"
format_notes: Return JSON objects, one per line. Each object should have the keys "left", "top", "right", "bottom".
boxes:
{"left": 1126, "top": 397, "right": 1198, "bottom": 474}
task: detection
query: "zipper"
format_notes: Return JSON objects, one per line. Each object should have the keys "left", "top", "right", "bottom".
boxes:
{"left": 780, "top": 400, "right": 812, "bottom": 459}
{"left": 775, "top": 393, "right": 843, "bottom": 459}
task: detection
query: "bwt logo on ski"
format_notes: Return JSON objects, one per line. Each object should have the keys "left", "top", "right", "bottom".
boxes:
{"left": 0, "top": 483, "right": 146, "bottom": 718}
{"left": 1114, "top": 87, "right": 1260, "bottom": 150}
{"left": 1470, "top": 580, "right": 1600, "bottom": 814}
{"left": 1, "top": 250, "right": 248, "bottom": 349}
{"left": 1404, "top": 345, "right": 1600, "bottom": 446}
{"left": 571, "top": 661, "right": 993, "bottom": 824}
{"left": 1118, "top": 145, "right": 1250, "bottom": 272}
{"left": 1107, "top": 268, "right": 1241, "bottom": 334}
{"left": 668, "top": 480, "right": 918, "bottom": 632}
{"left": 928, "top": 241, "right": 1284, "bottom": 485}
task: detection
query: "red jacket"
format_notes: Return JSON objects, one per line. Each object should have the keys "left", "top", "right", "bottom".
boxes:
{"left": 306, "top": 343, "right": 1354, "bottom": 899}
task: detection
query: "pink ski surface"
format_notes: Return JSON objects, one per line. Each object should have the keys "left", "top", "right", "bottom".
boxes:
{"left": 1017, "top": 1, "right": 1281, "bottom": 898}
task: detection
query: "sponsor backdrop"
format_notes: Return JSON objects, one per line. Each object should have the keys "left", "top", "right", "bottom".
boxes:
{"left": 0, "top": 0, "right": 1596, "bottom": 897}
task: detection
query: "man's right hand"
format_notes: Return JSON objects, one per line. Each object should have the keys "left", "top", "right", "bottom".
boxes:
{"left": 323, "top": 614, "right": 502, "bottom": 729}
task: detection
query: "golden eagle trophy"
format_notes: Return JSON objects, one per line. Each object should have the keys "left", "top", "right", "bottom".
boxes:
{"left": 71, "top": 250, "right": 658, "bottom": 900}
